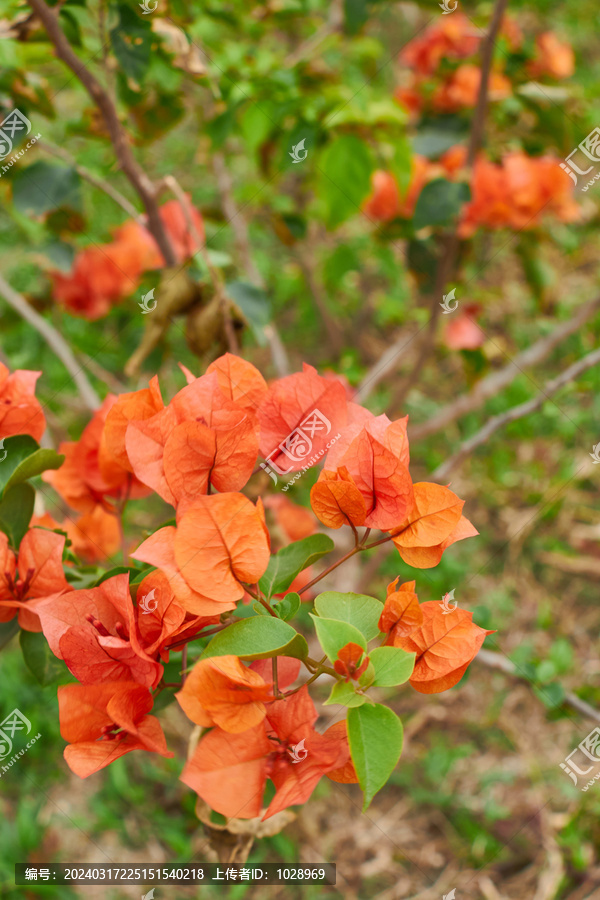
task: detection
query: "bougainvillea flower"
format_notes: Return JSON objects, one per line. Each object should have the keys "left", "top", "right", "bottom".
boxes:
{"left": 101, "top": 376, "right": 165, "bottom": 474}
{"left": 459, "top": 152, "right": 580, "bottom": 237}
{"left": 389, "top": 482, "right": 465, "bottom": 556}
{"left": 206, "top": 353, "right": 268, "bottom": 412}
{"left": 333, "top": 643, "right": 370, "bottom": 682}
{"left": 176, "top": 655, "right": 275, "bottom": 733}
{"left": 432, "top": 64, "right": 511, "bottom": 111}
{"left": 394, "top": 514, "right": 478, "bottom": 568}
{"left": 444, "top": 303, "right": 485, "bottom": 351}
{"left": 263, "top": 495, "right": 317, "bottom": 544}
{"left": 257, "top": 364, "right": 348, "bottom": 476}
{"left": 133, "top": 493, "right": 270, "bottom": 616}
{"left": 363, "top": 170, "right": 402, "bottom": 222}
{"left": 393, "top": 82, "right": 423, "bottom": 120}
{"left": 528, "top": 32, "right": 575, "bottom": 80}
{"left": 44, "top": 396, "right": 150, "bottom": 513}
{"left": 36, "top": 574, "right": 163, "bottom": 688}
{"left": 0, "top": 363, "right": 45, "bottom": 441}
{"left": 51, "top": 199, "right": 205, "bottom": 320}
{"left": 0, "top": 528, "right": 72, "bottom": 631}
{"left": 59, "top": 681, "right": 173, "bottom": 777}
{"left": 320, "top": 415, "right": 413, "bottom": 531}
{"left": 399, "top": 14, "right": 480, "bottom": 76}
{"left": 392, "top": 601, "right": 493, "bottom": 693}
{"left": 310, "top": 466, "right": 367, "bottom": 529}
{"left": 324, "top": 719, "right": 359, "bottom": 784}
{"left": 180, "top": 687, "right": 351, "bottom": 819}
{"left": 125, "top": 369, "right": 260, "bottom": 506}
{"left": 133, "top": 569, "right": 219, "bottom": 662}
{"left": 64, "top": 505, "right": 121, "bottom": 563}
{"left": 379, "top": 578, "right": 423, "bottom": 644}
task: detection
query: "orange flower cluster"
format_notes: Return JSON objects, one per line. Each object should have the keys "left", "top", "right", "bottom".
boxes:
{"left": 363, "top": 147, "right": 579, "bottom": 234}
{"left": 4, "top": 354, "right": 483, "bottom": 816}
{"left": 50, "top": 198, "right": 204, "bottom": 320}
{"left": 0, "top": 363, "right": 45, "bottom": 441}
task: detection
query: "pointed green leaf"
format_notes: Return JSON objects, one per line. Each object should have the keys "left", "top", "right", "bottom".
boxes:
{"left": 310, "top": 614, "right": 366, "bottom": 662}
{"left": 0, "top": 483, "right": 35, "bottom": 548}
{"left": 348, "top": 703, "right": 403, "bottom": 810}
{"left": 20, "top": 630, "right": 67, "bottom": 686}
{"left": 200, "top": 616, "right": 308, "bottom": 661}
{"left": 259, "top": 534, "right": 334, "bottom": 599}
{"left": 369, "top": 646, "right": 416, "bottom": 686}
{"left": 3, "top": 448, "right": 64, "bottom": 496}
{"left": 412, "top": 178, "right": 470, "bottom": 231}
{"left": 318, "top": 135, "right": 374, "bottom": 229}
{"left": 0, "top": 435, "right": 39, "bottom": 494}
{"left": 314, "top": 591, "right": 383, "bottom": 641}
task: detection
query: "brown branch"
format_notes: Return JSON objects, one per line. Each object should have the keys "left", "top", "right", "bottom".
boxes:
{"left": 28, "top": 0, "right": 177, "bottom": 267}
{"left": 476, "top": 648, "right": 600, "bottom": 725}
{"left": 433, "top": 345, "right": 600, "bottom": 480}
{"left": 410, "top": 295, "right": 600, "bottom": 441}
{"left": 466, "top": 0, "right": 509, "bottom": 169}
{"left": 212, "top": 151, "right": 290, "bottom": 375}
{"left": 0, "top": 272, "right": 100, "bottom": 410}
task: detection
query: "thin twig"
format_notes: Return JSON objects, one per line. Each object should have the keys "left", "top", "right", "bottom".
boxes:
{"left": 212, "top": 151, "right": 289, "bottom": 375}
{"left": 283, "top": 0, "right": 344, "bottom": 68}
{"left": 28, "top": 0, "right": 176, "bottom": 267}
{"left": 410, "top": 295, "right": 600, "bottom": 441}
{"left": 384, "top": 0, "right": 508, "bottom": 410}
{"left": 432, "top": 346, "right": 600, "bottom": 480}
{"left": 39, "top": 139, "right": 144, "bottom": 224}
{"left": 0, "top": 272, "right": 100, "bottom": 410}
{"left": 476, "top": 648, "right": 600, "bottom": 725}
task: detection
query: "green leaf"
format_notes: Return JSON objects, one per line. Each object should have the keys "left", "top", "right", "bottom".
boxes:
{"left": 344, "top": 0, "right": 369, "bottom": 34}
{"left": 110, "top": 4, "right": 152, "bottom": 83}
{"left": 313, "top": 592, "right": 383, "bottom": 642}
{"left": 310, "top": 614, "right": 366, "bottom": 662}
{"left": 240, "top": 102, "right": 275, "bottom": 152}
{"left": 200, "top": 616, "right": 308, "bottom": 661}
{"left": 0, "top": 483, "right": 35, "bottom": 548}
{"left": 318, "top": 135, "right": 374, "bottom": 229}
{"left": 412, "top": 117, "right": 469, "bottom": 159}
{"left": 369, "top": 646, "right": 415, "bottom": 687}
{"left": 3, "top": 449, "right": 64, "bottom": 497}
{"left": 252, "top": 601, "right": 270, "bottom": 616}
{"left": 0, "top": 435, "right": 39, "bottom": 495}
{"left": 13, "top": 162, "right": 82, "bottom": 215}
{"left": 348, "top": 703, "right": 404, "bottom": 810}
{"left": 226, "top": 281, "right": 272, "bottom": 346}
{"left": 259, "top": 534, "right": 334, "bottom": 599}
{"left": 412, "top": 178, "right": 470, "bottom": 231}
{"left": 324, "top": 679, "right": 367, "bottom": 708}
{"left": 0, "top": 619, "right": 19, "bottom": 651}
{"left": 274, "top": 592, "right": 301, "bottom": 622}
{"left": 94, "top": 567, "right": 138, "bottom": 587}
{"left": 20, "top": 630, "right": 66, "bottom": 686}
